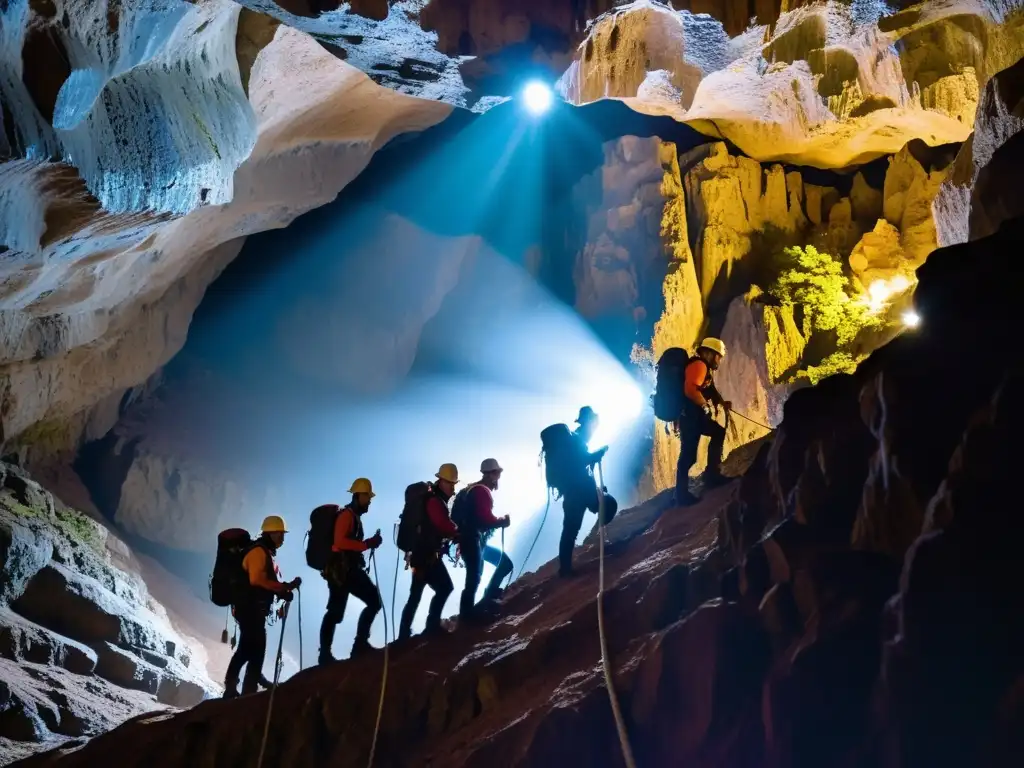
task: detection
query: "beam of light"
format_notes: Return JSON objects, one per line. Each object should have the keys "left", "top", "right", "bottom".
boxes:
{"left": 521, "top": 80, "right": 554, "bottom": 116}
{"left": 901, "top": 309, "right": 921, "bottom": 328}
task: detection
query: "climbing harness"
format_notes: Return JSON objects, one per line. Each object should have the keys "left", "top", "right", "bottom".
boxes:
{"left": 255, "top": 599, "right": 289, "bottom": 768}
{"left": 367, "top": 551, "right": 389, "bottom": 768}
{"left": 516, "top": 488, "right": 551, "bottom": 580}
{"left": 595, "top": 461, "right": 638, "bottom": 768}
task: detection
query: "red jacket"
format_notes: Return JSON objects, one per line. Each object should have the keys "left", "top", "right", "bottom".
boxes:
{"left": 426, "top": 495, "right": 458, "bottom": 538}
{"left": 469, "top": 484, "right": 502, "bottom": 528}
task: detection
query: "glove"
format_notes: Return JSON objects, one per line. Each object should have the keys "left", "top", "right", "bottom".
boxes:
{"left": 288, "top": 577, "right": 302, "bottom": 589}
{"left": 500, "top": 515, "right": 511, "bottom": 529}
{"left": 367, "top": 533, "right": 383, "bottom": 550}
{"left": 281, "top": 590, "right": 294, "bottom": 603}
{"left": 723, "top": 400, "right": 733, "bottom": 411}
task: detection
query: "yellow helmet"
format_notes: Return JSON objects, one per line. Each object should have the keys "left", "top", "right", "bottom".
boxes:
{"left": 435, "top": 463, "right": 459, "bottom": 484}
{"left": 699, "top": 337, "right": 726, "bottom": 357}
{"left": 348, "top": 478, "right": 375, "bottom": 497}
{"left": 260, "top": 515, "right": 288, "bottom": 533}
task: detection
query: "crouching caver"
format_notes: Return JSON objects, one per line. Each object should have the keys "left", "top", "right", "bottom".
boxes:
{"left": 318, "top": 478, "right": 383, "bottom": 664}
{"left": 225, "top": 516, "right": 300, "bottom": 697}
{"left": 398, "top": 463, "right": 460, "bottom": 640}
{"left": 454, "top": 458, "right": 512, "bottom": 622}
{"left": 676, "top": 338, "right": 731, "bottom": 505}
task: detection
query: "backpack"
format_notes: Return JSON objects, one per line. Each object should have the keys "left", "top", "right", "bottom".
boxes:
{"left": 652, "top": 347, "right": 691, "bottom": 421}
{"left": 540, "top": 423, "right": 577, "bottom": 496}
{"left": 450, "top": 486, "right": 474, "bottom": 533}
{"left": 305, "top": 504, "right": 341, "bottom": 571}
{"left": 210, "top": 528, "right": 254, "bottom": 607}
{"left": 396, "top": 482, "right": 434, "bottom": 553}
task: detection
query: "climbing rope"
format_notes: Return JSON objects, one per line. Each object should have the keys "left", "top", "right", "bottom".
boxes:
{"left": 255, "top": 600, "right": 289, "bottom": 768}
{"left": 729, "top": 408, "right": 775, "bottom": 432}
{"left": 367, "top": 551, "right": 389, "bottom": 768}
{"left": 595, "top": 461, "right": 638, "bottom": 768}
{"left": 515, "top": 489, "right": 551, "bottom": 580}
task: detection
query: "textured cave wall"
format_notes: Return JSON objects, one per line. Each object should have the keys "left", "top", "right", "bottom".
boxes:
{"left": 560, "top": 0, "right": 1024, "bottom": 167}
{"left": 1, "top": 18, "right": 451, "bottom": 473}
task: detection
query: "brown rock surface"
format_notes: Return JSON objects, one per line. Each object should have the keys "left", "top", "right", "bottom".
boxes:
{"left": 14, "top": 216, "right": 1024, "bottom": 767}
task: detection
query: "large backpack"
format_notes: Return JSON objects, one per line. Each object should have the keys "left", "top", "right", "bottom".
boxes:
{"left": 210, "top": 528, "right": 254, "bottom": 607}
{"left": 652, "top": 347, "right": 691, "bottom": 421}
{"left": 396, "top": 482, "right": 433, "bottom": 553}
{"left": 305, "top": 504, "right": 341, "bottom": 571}
{"left": 540, "top": 423, "right": 577, "bottom": 496}
{"left": 450, "top": 486, "right": 474, "bottom": 533}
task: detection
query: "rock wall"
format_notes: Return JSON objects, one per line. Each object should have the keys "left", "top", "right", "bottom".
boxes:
{"left": 0, "top": 461, "right": 219, "bottom": 764}
{"left": 1, "top": 16, "right": 452, "bottom": 466}
{"left": 560, "top": 0, "right": 1024, "bottom": 167}
{"left": 12, "top": 213, "right": 1022, "bottom": 768}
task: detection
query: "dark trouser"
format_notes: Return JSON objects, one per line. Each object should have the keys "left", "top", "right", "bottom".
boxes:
{"left": 676, "top": 410, "right": 726, "bottom": 499}
{"left": 399, "top": 557, "right": 453, "bottom": 639}
{"left": 319, "top": 564, "right": 381, "bottom": 659}
{"left": 558, "top": 486, "right": 618, "bottom": 575}
{"left": 225, "top": 603, "right": 268, "bottom": 694}
{"left": 459, "top": 537, "right": 513, "bottom": 616}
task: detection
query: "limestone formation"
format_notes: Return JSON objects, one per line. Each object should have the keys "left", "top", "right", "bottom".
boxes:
{"left": 0, "top": 461, "right": 218, "bottom": 760}
{"left": 1, "top": 23, "right": 451, "bottom": 462}
{"left": 562, "top": 0, "right": 1024, "bottom": 167}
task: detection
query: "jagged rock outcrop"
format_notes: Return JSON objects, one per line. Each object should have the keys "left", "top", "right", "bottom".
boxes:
{"left": 14, "top": 215, "right": 1023, "bottom": 768}
{"left": 0, "top": 461, "right": 219, "bottom": 763}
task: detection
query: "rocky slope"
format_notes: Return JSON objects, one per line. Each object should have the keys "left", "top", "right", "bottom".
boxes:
{"left": 12, "top": 213, "right": 1022, "bottom": 767}
{"left": 0, "top": 461, "right": 220, "bottom": 765}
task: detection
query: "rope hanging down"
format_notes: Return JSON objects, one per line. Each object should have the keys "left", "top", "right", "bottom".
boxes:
{"left": 595, "top": 461, "right": 638, "bottom": 768}
{"left": 296, "top": 586, "right": 303, "bottom": 671}
{"left": 367, "top": 551, "right": 389, "bottom": 768}
{"left": 516, "top": 489, "right": 551, "bottom": 580}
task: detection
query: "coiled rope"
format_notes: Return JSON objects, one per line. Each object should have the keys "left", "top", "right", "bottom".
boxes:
{"left": 367, "top": 551, "right": 389, "bottom": 768}
{"left": 595, "top": 461, "right": 638, "bottom": 768}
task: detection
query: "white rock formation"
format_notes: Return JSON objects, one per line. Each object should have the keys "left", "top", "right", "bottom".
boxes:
{"left": 0, "top": 22, "right": 450, "bottom": 458}
{"left": 561, "top": 0, "right": 1024, "bottom": 167}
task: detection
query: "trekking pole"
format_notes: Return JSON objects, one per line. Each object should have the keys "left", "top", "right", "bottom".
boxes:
{"left": 500, "top": 527, "right": 513, "bottom": 590}
{"left": 256, "top": 600, "right": 289, "bottom": 768}
{"left": 391, "top": 524, "right": 400, "bottom": 641}
{"left": 730, "top": 408, "right": 774, "bottom": 431}
{"left": 368, "top": 551, "right": 389, "bottom": 768}
{"left": 515, "top": 489, "right": 551, "bottom": 580}
{"left": 297, "top": 586, "right": 303, "bottom": 671}
{"left": 595, "top": 461, "right": 637, "bottom": 768}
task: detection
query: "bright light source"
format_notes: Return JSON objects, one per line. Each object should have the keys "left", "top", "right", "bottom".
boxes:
{"left": 902, "top": 310, "right": 921, "bottom": 328}
{"left": 521, "top": 80, "right": 553, "bottom": 116}
{"left": 584, "top": 377, "right": 647, "bottom": 453}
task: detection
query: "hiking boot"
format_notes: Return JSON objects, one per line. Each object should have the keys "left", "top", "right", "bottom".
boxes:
{"left": 318, "top": 652, "right": 337, "bottom": 666}
{"left": 258, "top": 675, "right": 274, "bottom": 690}
{"left": 482, "top": 586, "right": 505, "bottom": 603}
{"left": 676, "top": 489, "right": 699, "bottom": 506}
{"left": 421, "top": 623, "right": 450, "bottom": 638}
{"left": 702, "top": 470, "right": 729, "bottom": 488}
{"left": 222, "top": 680, "right": 239, "bottom": 700}
{"left": 350, "top": 638, "right": 375, "bottom": 658}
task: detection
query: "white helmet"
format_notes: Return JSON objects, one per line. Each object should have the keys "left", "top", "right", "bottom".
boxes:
{"left": 480, "top": 458, "right": 503, "bottom": 473}
{"left": 698, "top": 337, "right": 726, "bottom": 357}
